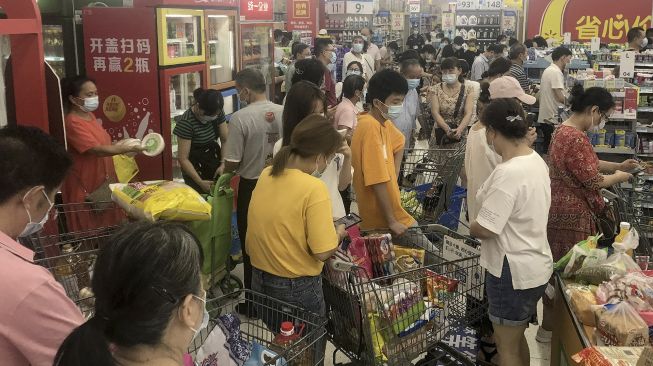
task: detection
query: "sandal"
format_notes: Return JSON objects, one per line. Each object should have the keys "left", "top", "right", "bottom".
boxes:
{"left": 477, "top": 339, "right": 499, "bottom": 365}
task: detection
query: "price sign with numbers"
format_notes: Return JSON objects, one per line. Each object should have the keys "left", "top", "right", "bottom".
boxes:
{"left": 590, "top": 37, "right": 600, "bottom": 52}
{"left": 409, "top": 3, "right": 420, "bottom": 13}
{"left": 346, "top": 0, "right": 374, "bottom": 15}
{"left": 481, "top": 0, "right": 502, "bottom": 9}
{"left": 326, "top": 0, "right": 345, "bottom": 14}
{"left": 456, "top": 0, "right": 479, "bottom": 10}
{"left": 391, "top": 12, "right": 404, "bottom": 30}
{"left": 620, "top": 51, "right": 636, "bottom": 78}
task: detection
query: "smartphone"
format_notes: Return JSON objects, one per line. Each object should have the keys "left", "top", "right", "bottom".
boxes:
{"left": 525, "top": 112, "right": 536, "bottom": 127}
{"left": 334, "top": 213, "right": 362, "bottom": 229}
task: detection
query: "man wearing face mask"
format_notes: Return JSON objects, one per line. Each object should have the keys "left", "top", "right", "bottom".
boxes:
{"left": 441, "top": 36, "right": 465, "bottom": 59}
{"left": 223, "top": 69, "right": 283, "bottom": 315}
{"left": 0, "top": 125, "right": 84, "bottom": 366}
{"left": 361, "top": 27, "right": 382, "bottom": 71}
{"left": 406, "top": 27, "right": 426, "bottom": 51}
{"left": 508, "top": 43, "right": 533, "bottom": 93}
{"left": 315, "top": 38, "right": 339, "bottom": 108}
{"left": 538, "top": 46, "right": 572, "bottom": 154}
{"left": 392, "top": 59, "right": 423, "bottom": 149}
{"left": 343, "top": 35, "right": 376, "bottom": 83}
{"left": 471, "top": 44, "right": 500, "bottom": 81}
{"left": 627, "top": 27, "right": 647, "bottom": 52}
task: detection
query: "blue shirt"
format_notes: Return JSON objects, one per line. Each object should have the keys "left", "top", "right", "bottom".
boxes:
{"left": 391, "top": 89, "right": 420, "bottom": 148}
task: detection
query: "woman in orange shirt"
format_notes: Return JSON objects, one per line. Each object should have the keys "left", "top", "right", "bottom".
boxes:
{"left": 60, "top": 76, "right": 143, "bottom": 232}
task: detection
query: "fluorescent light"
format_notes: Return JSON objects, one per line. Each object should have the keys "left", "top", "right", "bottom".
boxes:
{"left": 209, "top": 15, "right": 228, "bottom": 18}
{"left": 167, "top": 14, "right": 193, "bottom": 18}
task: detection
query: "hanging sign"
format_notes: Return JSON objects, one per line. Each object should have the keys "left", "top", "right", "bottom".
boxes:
{"left": 287, "top": 0, "right": 318, "bottom": 35}
{"left": 325, "top": 0, "right": 346, "bottom": 14}
{"left": 409, "top": 3, "right": 420, "bottom": 13}
{"left": 240, "top": 0, "right": 273, "bottom": 21}
{"left": 456, "top": 0, "right": 479, "bottom": 10}
{"left": 346, "top": 0, "right": 374, "bottom": 15}
{"left": 391, "top": 12, "right": 404, "bottom": 30}
{"left": 620, "top": 51, "right": 636, "bottom": 78}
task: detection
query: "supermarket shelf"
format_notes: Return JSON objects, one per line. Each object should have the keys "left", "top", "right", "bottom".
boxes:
{"left": 637, "top": 126, "right": 653, "bottom": 133}
{"left": 609, "top": 113, "right": 637, "bottom": 120}
{"left": 640, "top": 87, "right": 653, "bottom": 94}
{"left": 597, "top": 61, "right": 653, "bottom": 67}
{"left": 593, "top": 146, "right": 635, "bottom": 154}
{"left": 639, "top": 106, "right": 653, "bottom": 112}
{"left": 167, "top": 38, "right": 188, "bottom": 43}
{"left": 455, "top": 24, "right": 500, "bottom": 27}
{"left": 638, "top": 153, "right": 653, "bottom": 158}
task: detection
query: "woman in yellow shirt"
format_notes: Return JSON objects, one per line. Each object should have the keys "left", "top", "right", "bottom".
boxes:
{"left": 246, "top": 115, "right": 341, "bottom": 343}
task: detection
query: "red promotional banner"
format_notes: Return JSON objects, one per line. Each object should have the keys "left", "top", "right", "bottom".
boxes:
{"left": 240, "top": 0, "right": 273, "bottom": 21}
{"left": 527, "top": 0, "right": 652, "bottom": 43}
{"left": 134, "top": 0, "right": 238, "bottom": 7}
{"left": 83, "top": 7, "right": 163, "bottom": 180}
{"left": 287, "top": 0, "right": 318, "bottom": 35}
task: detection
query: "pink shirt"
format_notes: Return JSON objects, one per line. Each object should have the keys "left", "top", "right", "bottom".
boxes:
{"left": 0, "top": 230, "right": 83, "bottom": 365}
{"left": 334, "top": 97, "right": 359, "bottom": 131}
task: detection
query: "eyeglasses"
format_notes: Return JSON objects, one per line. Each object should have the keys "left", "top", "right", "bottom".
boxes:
{"left": 600, "top": 111, "right": 611, "bottom": 123}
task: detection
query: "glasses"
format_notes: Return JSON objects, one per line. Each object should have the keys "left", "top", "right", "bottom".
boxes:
{"left": 600, "top": 111, "right": 611, "bottom": 123}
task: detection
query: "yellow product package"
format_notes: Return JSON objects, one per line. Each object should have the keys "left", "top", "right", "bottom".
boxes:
{"left": 368, "top": 313, "right": 388, "bottom": 362}
{"left": 112, "top": 181, "right": 211, "bottom": 221}
{"left": 393, "top": 245, "right": 426, "bottom": 266}
{"left": 112, "top": 154, "right": 139, "bottom": 183}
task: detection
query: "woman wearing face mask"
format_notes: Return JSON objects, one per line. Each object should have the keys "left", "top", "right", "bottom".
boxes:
{"left": 248, "top": 116, "right": 341, "bottom": 361}
{"left": 335, "top": 74, "right": 366, "bottom": 138}
{"left": 343, "top": 36, "right": 375, "bottom": 82}
{"left": 61, "top": 76, "right": 141, "bottom": 232}
{"left": 335, "top": 61, "right": 365, "bottom": 100}
{"left": 173, "top": 88, "right": 228, "bottom": 194}
{"left": 538, "top": 86, "right": 638, "bottom": 342}
{"left": 430, "top": 57, "right": 475, "bottom": 146}
{"left": 470, "top": 99, "right": 552, "bottom": 366}
{"left": 275, "top": 81, "right": 351, "bottom": 221}
{"left": 55, "top": 221, "right": 207, "bottom": 366}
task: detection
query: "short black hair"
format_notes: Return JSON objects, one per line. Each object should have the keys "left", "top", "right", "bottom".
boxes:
{"left": 61, "top": 75, "right": 95, "bottom": 112}
{"left": 235, "top": 68, "right": 267, "bottom": 93}
{"left": 0, "top": 126, "right": 73, "bottom": 203}
{"left": 496, "top": 34, "right": 507, "bottom": 42}
{"left": 387, "top": 41, "right": 399, "bottom": 51}
{"left": 421, "top": 44, "right": 437, "bottom": 55}
{"left": 509, "top": 44, "right": 527, "bottom": 60}
{"left": 532, "top": 36, "right": 548, "bottom": 48}
{"left": 341, "top": 74, "right": 366, "bottom": 100}
{"left": 346, "top": 60, "right": 363, "bottom": 72}
{"left": 436, "top": 32, "right": 445, "bottom": 38}
{"left": 458, "top": 59, "right": 471, "bottom": 76}
{"left": 400, "top": 58, "right": 421, "bottom": 74}
{"left": 628, "top": 27, "right": 644, "bottom": 43}
{"left": 314, "top": 37, "right": 333, "bottom": 56}
{"left": 453, "top": 36, "right": 464, "bottom": 45}
{"left": 524, "top": 39, "right": 534, "bottom": 48}
{"left": 551, "top": 46, "right": 572, "bottom": 61}
{"left": 291, "top": 58, "right": 326, "bottom": 86}
{"left": 292, "top": 43, "right": 310, "bottom": 59}
{"left": 569, "top": 84, "right": 615, "bottom": 113}
{"left": 366, "top": 69, "right": 408, "bottom": 104}
{"left": 193, "top": 88, "right": 223, "bottom": 116}
{"left": 440, "top": 57, "right": 461, "bottom": 71}
{"left": 508, "top": 37, "right": 518, "bottom": 47}
{"left": 482, "top": 98, "right": 529, "bottom": 139}
{"left": 282, "top": 81, "right": 326, "bottom": 145}
{"left": 486, "top": 44, "right": 503, "bottom": 54}
{"left": 487, "top": 57, "right": 512, "bottom": 77}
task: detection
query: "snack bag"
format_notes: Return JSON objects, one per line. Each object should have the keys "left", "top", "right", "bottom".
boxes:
{"left": 563, "top": 244, "right": 590, "bottom": 278}
{"left": 365, "top": 235, "right": 394, "bottom": 278}
{"left": 575, "top": 265, "right": 626, "bottom": 285}
{"left": 425, "top": 270, "right": 459, "bottom": 308}
{"left": 596, "top": 301, "right": 649, "bottom": 346}
{"left": 573, "top": 346, "right": 647, "bottom": 366}
{"left": 112, "top": 181, "right": 211, "bottom": 221}
{"left": 368, "top": 313, "right": 388, "bottom": 362}
{"left": 347, "top": 237, "right": 373, "bottom": 279}
{"left": 393, "top": 245, "right": 426, "bottom": 267}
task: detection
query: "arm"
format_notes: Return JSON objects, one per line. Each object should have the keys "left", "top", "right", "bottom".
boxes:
{"left": 313, "top": 247, "right": 339, "bottom": 262}
{"left": 338, "top": 144, "right": 353, "bottom": 191}
{"left": 599, "top": 159, "right": 639, "bottom": 174}
{"left": 372, "top": 183, "right": 407, "bottom": 235}
{"left": 218, "top": 122, "right": 228, "bottom": 147}
{"left": 224, "top": 160, "right": 240, "bottom": 174}
{"left": 177, "top": 138, "right": 205, "bottom": 185}
{"left": 599, "top": 171, "right": 633, "bottom": 188}
{"left": 393, "top": 148, "right": 403, "bottom": 179}
{"left": 222, "top": 115, "right": 244, "bottom": 174}
{"left": 470, "top": 221, "right": 498, "bottom": 239}
{"left": 88, "top": 144, "right": 143, "bottom": 157}
{"left": 553, "top": 88, "right": 566, "bottom": 104}
{"left": 430, "top": 91, "right": 450, "bottom": 131}
{"left": 306, "top": 186, "right": 339, "bottom": 262}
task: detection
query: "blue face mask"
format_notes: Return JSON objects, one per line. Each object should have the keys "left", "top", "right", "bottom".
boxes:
{"left": 379, "top": 101, "right": 403, "bottom": 120}
{"left": 189, "top": 291, "right": 209, "bottom": 341}
{"left": 352, "top": 43, "right": 364, "bottom": 53}
{"left": 329, "top": 51, "right": 337, "bottom": 64}
{"left": 406, "top": 79, "right": 420, "bottom": 90}
{"left": 19, "top": 188, "right": 54, "bottom": 238}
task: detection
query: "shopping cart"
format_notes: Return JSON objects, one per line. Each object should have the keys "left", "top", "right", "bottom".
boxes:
{"left": 399, "top": 147, "right": 467, "bottom": 227}
{"left": 611, "top": 175, "right": 653, "bottom": 256}
{"left": 189, "top": 289, "right": 327, "bottom": 365}
{"left": 322, "top": 225, "right": 486, "bottom": 366}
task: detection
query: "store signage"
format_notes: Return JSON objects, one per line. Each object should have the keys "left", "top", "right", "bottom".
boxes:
{"left": 240, "top": 0, "right": 273, "bottom": 21}
{"left": 442, "top": 11, "right": 455, "bottom": 32}
{"left": 620, "top": 51, "right": 636, "bottom": 78}
{"left": 456, "top": 0, "right": 479, "bottom": 10}
{"left": 391, "top": 12, "right": 404, "bottom": 30}
{"left": 83, "top": 7, "right": 162, "bottom": 179}
{"left": 287, "top": 0, "right": 318, "bottom": 35}
{"left": 325, "top": 0, "right": 345, "bottom": 15}
{"left": 590, "top": 36, "right": 600, "bottom": 52}
{"left": 479, "top": 0, "right": 502, "bottom": 10}
{"left": 503, "top": 0, "right": 522, "bottom": 10}
{"left": 526, "top": 0, "right": 652, "bottom": 43}
{"left": 409, "top": 3, "right": 420, "bottom": 13}
{"left": 346, "top": 0, "right": 374, "bottom": 15}
{"left": 502, "top": 10, "right": 516, "bottom": 32}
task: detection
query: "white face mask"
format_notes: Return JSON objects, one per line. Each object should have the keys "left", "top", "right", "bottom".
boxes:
{"left": 352, "top": 43, "right": 364, "bottom": 53}
{"left": 80, "top": 96, "right": 99, "bottom": 112}
{"left": 361, "top": 35, "right": 368, "bottom": 41}
{"left": 311, "top": 155, "right": 332, "bottom": 178}
{"left": 189, "top": 292, "right": 209, "bottom": 341}
{"left": 19, "top": 188, "right": 54, "bottom": 237}
{"left": 346, "top": 70, "right": 362, "bottom": 77}
{"left": 442, "top": 73, "right": 458, "bottom": 84}
{"left": 641, "top": 38, "right": 649, "bottom": 48}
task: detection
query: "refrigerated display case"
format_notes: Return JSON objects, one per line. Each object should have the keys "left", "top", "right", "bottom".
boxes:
{"left": 157, "top": 8, "right": 206, "bottom": 66}
{"left": 161, "top": 66, "right": 203, "bottom": 181}
{"left": 240, "top": 23, "right": 275, "bottom": 99}
{"left": 41, "top": 17, "right": 80, "bottom": 79}
{"left": 205, "top": 10, "right": 238, "bottom": 89}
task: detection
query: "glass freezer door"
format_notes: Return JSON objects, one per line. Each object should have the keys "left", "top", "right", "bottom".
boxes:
{"left": 240, "top": 24, "right": 274, "bottom": 99}
{"left": 206, "top": 12, "right": 237, "bottom": 88}
{"left": 169, "top": 71, "right": 201, "bottom": 181}
{"left": 157, "top": 9, "right": 206, "bottom": 66}
{"left": 43, "top": 25, "right": 66, "bottom": 78}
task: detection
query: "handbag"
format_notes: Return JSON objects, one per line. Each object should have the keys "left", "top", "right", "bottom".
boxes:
{"left": 85, "top": 178, "right": 114, "bottom": 210}
{"left": 433, "top": 83, "right": 466, "bottom": 146}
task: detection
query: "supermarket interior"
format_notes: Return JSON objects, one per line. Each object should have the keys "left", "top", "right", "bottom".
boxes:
{"left": 5, "top": 0, "right": 653, "bottom": 365}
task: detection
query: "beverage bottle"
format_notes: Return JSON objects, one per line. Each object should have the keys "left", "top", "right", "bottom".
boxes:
{"left": 615, "top": 222, "right": 631, "bottom": 243}
{"left": 271, "top": 322, "right": 311, "bottom": 365}
{"left": 54, "top": 244, "right": 80, "bottom": 300}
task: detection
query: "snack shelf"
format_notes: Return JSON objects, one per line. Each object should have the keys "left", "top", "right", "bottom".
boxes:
{"left": 593, "top": 146, "right": 635, "bottom": 154}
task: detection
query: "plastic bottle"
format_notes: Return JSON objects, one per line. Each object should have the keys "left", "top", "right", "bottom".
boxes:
{"left": 615, "top": 222, "right": 631, "bottom": 243}
{"left": 54, "top": 244, "right": 81, "bottom": 300}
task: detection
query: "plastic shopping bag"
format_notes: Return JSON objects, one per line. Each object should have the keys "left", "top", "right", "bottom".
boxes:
{"left": 112, "top": 154, "right": 139, "bottom": 183}
{"left": 596, "top": 301, "right": 649, "bottom": 346}
{"left": 603, "top": 229, "right": 641, "bottom": 273}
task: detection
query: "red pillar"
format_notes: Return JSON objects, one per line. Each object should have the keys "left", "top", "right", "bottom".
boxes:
{"left": 0, "top": 1, "right": 48, "bottom": 132}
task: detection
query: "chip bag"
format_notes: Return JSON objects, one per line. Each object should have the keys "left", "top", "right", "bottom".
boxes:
{"left": 426, "top": 270, "right": 459, "bottom": 308}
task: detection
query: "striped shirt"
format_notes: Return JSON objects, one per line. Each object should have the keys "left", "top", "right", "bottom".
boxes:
{"left": 509, "top": 63, "right": 531, "bottom": 92}
{"left": 173, "top": 108, "right": 226, "bottom": 145}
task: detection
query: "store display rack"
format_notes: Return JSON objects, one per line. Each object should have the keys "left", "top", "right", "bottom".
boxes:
{"left": 454, "top": 9, "right": 501, "bottom": 49}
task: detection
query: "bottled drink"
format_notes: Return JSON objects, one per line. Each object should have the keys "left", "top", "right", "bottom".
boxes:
{"left": 54, "top": 244, "right": 80, "bottom": 300}
{"left": 270, "top": 322, "right": 312, "bottom": 365}
{"left": 615, "top": 222, "right": 631, "bottom": 244}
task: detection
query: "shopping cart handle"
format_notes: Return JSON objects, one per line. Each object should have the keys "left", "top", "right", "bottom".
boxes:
{"left": 601, "top": 188, "right": 619, "bottom": 201}
{"left": 330, "top": 258, "right": 357, "bottom": 272}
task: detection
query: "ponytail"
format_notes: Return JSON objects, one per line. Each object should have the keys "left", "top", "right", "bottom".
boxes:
{"left": 54, "top": 317, "right": 114, "bottom": 366}
{"left": 271, "top": 146, "right": 293, "bottom": 176}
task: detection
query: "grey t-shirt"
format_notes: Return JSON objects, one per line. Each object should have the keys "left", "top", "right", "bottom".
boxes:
{"left": 223, "top": 100, "right": 283, "bottom": 179}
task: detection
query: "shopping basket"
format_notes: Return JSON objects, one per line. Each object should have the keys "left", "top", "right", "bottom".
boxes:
{"left": 189, "top": 289, "right": 327, "bottom": 366}
{"left": 322, "top": 224, "right": 485, "bottom": 366}
{"left": 399, "top": 146, "right": 466, "bottom": 226}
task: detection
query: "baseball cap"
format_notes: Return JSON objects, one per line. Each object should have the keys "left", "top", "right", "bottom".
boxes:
{"left": 489, "top": 76, "right": 536, "bottom": 105}
{"left": 318, "top": 29, "right": 329, "bottom": 38}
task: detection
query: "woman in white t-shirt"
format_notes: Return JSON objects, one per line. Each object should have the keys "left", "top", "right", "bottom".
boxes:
{"left": 274, "top": 81, "right": 352, "bottom": 219}
{"left": 342, "top": 36, "right": 375, "bottom": 82}
{"left": 470, "top": 98, "right": 552, "bottom": 366}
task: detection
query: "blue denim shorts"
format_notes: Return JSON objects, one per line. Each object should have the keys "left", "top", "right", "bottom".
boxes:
{"left": 486, "top": 257, "right": 546, "bottom": 327}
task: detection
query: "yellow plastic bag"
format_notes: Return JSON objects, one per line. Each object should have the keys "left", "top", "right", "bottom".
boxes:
{"left": 112, "top": 181, "right": 211, "bottom": 221}
{"left": 112, "top": 154, "right": 139, "bottom": 183}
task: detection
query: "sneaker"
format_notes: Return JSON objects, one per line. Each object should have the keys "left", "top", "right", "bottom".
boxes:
{"left": 536, "top": 327, "right": 552, "bottom": 343}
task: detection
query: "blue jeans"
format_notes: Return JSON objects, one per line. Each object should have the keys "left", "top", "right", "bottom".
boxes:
{"left": 251, "top": 268, "right": 326, "bottom": 365}
{"left": 486, "top": 257, "right": 546, "bottom": 327}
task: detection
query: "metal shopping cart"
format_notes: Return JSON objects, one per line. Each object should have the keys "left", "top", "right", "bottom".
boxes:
{"left": 611, "top": 174, "right": 653, "bottom": 256}
{"left": 399, "top": 147, "right": 467, "bottom": 227}
{"left": 322, "top": 225, "right": 486, "bottom": 366}
{"left": 190, "top": 289, "right": 328, "bottom": 366}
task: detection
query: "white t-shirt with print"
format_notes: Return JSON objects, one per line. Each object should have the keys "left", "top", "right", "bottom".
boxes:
{"left": 537, "top": 64, "right": 565, "bottom": 124}
{"left": 273, "top": 140, "right": 346, "bottom": 219}
{"left": 464, "top": 125, "right": 501, "bottom": 222}
{"left": 475, "top": 151, "right": 553, "bottom": 290}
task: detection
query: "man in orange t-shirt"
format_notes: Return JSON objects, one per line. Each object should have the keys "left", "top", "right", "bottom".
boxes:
{"left": 351, "top": 69, "right": 416, "bottom": 235}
